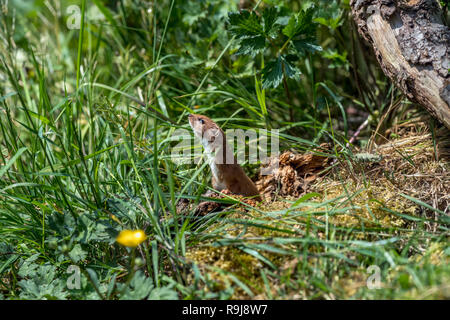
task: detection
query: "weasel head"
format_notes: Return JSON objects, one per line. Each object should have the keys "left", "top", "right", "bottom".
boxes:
{"left": 188, "top": 114, "right": 223, "bottom": 151}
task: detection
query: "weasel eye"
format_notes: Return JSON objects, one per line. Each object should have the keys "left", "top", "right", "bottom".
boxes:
{"left": 199, "top": 119, "right": 205, "bottom": 124}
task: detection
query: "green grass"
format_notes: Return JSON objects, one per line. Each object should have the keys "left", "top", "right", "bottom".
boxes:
{"left": 0, "top": 0, "right": 448, "bottom": 300}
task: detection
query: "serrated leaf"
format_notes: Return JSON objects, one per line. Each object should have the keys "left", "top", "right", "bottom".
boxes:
{"left": 314, "top": 0, "right": 343, "bottom": 30}
{"left": 235, "top": 36, "right": 265, "bottom": 56}
{"left": 262, "top": 6, "right": 278, "bottom": 36}
{"left": 282, "top": 15, "right": 297, "bottom": 38}
{"left": 119, "top": 271, "right": 154, "bottom": 300}
{"left": 68, "top": 244, "right": 87, "bottom": 263}
{"left": 148, "top": 286, "right": 178, "bottom": 300}
{"left": 282, "top": 7, "right": 316, "bottom": 39}
{"left": 314, "top": 16, "right": 341, "bottom": 30}
{"left": 262, "top": 56, "right": 301, "bottom": 89}
{"left": 18, "top": 263, "right": 68, "bottom": 300}
{"left": 18, "top": 278, "right": 68, "bottom": 300}
{"left": 282, "top": 56, "right": 301, "bottom": 81}
{"left": 181, "top": 2, "right": 206, "bottom": 26}
{"left": 18, "top": 253, "right": 41, "bottom": 278}
{"left": 75, "top": 211, "right": 119, "bottom": 244}
{"left": 228, "top": 10, "right": 263, "bottom": 39}
{"left": 296, "top": 6, "right": 316, "bottom": 34}
{"left": 262, "top": 58, "right": 283, "bottom": 89}
{"left": 293, "top": 39, "right": 322, "bottom": 55}
{"left": 322, "top": 49, "right": 349, "bottom": 69}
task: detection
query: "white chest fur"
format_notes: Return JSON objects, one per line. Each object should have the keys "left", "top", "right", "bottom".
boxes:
{"left": 202, "top": 137, "right": 219, "bottom": 178}
{"left": 201, "top": 137, "right": 227, "bottom": 190}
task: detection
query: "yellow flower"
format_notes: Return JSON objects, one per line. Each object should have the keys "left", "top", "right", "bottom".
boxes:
{"left": 116, "top": 229, "right": 147, "bottom": 247}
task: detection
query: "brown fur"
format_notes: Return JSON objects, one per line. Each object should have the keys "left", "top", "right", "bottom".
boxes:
{"left": 188, "top": 114, "right": 261, "bottom": 201}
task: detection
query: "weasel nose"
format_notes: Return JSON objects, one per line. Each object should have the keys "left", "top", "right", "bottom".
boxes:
{"left": 188, "top": 113, "right": 193, "bottom": 118}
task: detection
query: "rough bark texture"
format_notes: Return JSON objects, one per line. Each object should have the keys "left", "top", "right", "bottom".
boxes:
{"left": 350, "top": 0, "right": 450, "bottom": 129}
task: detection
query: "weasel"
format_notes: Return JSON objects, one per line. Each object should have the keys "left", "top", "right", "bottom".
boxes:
{"left": 188, "top": 114, "right": 261, "bottom": 201}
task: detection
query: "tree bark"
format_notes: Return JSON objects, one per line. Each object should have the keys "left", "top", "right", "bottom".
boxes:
{"left": 350, "top": 0, "right": 450, "bottom": 130}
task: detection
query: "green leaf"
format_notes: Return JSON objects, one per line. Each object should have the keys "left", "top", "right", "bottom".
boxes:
{"left": 282, "top": 15, "right": 297, "bottom": 38}
{"left": 148, "top": 286, "right": 178, "bottom": 300}
{"left": 314, "top": 0, "right": 343, "bottom": 30}
{"left": 293, "top": 39, "right": 323, "bottom": 55}
{"left": 228, "top": 10, "right": 263, "bottom": 39}
{"left": 235, "top": 36, "right": 266, "bottom": 56}
{"left": 76, "top": 212, "right": 119, "bottom": 244}
{"left": 119, "top": 271, "right": 153, "bottom": 300}
{"left": 18, "top": 263, "right": 68, "bottom": 300}
{"left": 314, "top": 16, "right": 341, "bottom": 30}
{"left": 322, "top": 49, "right": 348, "bottom": 69}
{"left": 296, "top": 7, "right": 316, "bottom": 35}
{"left": 18, "top": 253, "right": 41, "bottom": 278}
{"left": 262, "top": 6, "right": 278, "bottom": 36}
{"left": 282, "top": 7, "right": 316, "bottom": 39}
{"left": 117, "top": 271, "right": 177, "bottom": 300}
{"left": 181, "top": 2, "right": 206, "bottom": 26}
{"left": 282, "top": 56, "right": 301, "bottom": 81}
{"left": 262, "top": 57, "right": 283, "bottom": 89}
{"left": 68, "top": 244, "right": 87, "bottom": 263}
{"left": 262, "top": 56, "right": 301, "bottom": 89}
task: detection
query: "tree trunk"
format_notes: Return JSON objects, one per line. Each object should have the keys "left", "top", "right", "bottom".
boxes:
{"left": 350, "top": 0, "right": 450, "bottom": 130}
